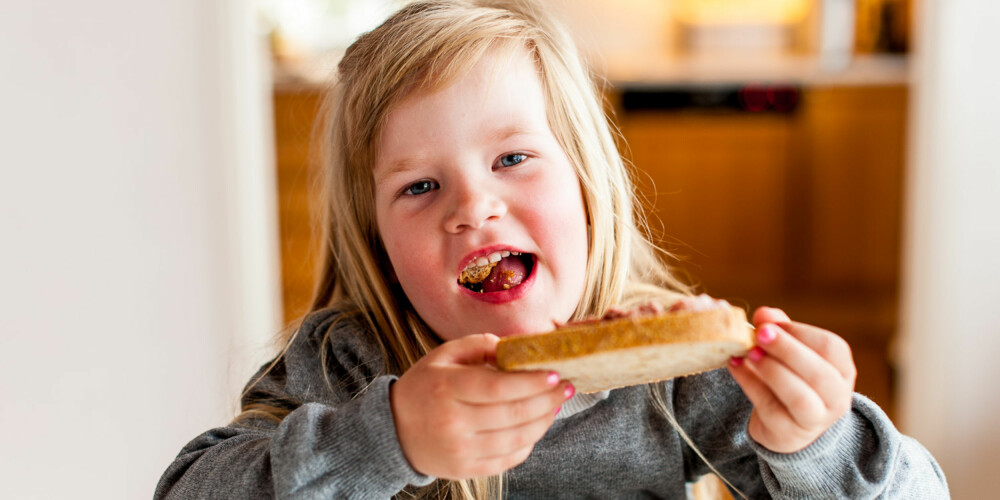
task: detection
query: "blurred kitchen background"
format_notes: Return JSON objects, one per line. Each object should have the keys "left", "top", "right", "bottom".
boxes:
{"left": 1, "top": 0, "right": 997, "bottom": 498}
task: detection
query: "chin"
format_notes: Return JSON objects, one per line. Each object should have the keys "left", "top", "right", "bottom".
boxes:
{"left": 487, "top": 315, "right": 559, "bottom": 338}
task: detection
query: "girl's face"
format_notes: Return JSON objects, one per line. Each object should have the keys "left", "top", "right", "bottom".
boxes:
{"left": 373, "top": 49, "right": 589, "bottom": 341}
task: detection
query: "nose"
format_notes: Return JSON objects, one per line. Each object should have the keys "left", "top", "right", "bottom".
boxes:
{"left": 443, "top": 180, "right": 507, "bottom": 233}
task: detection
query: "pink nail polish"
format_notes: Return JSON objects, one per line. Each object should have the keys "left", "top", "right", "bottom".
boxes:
{"left": 748, "top": 346, "right": 766, "bottom": 362}
{"left": 547, "top": 372, "right": 560, "bottom": 386}
{"left": 554, "top": 406, "right": 562, "bottom": 416}
{"left": 757, "top": 324, "right": 777, "bottom": 344}
{"left": 564, "top": 384, "right": 575, "bottom": 400}
{"left": 729, "top": 356, "right": 744, "bottom": 367}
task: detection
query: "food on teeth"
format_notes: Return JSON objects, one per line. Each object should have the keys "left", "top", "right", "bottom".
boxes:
{"left": 459, "top": 262, "right": 496, "bottom": 284}
{"left": 460, "top": 252, "right": 517, "bottom": 281}
{"left": 459, "top": 252, "right": 503, "bottom": 284}
{"left": 459, "top": 251, "right": 531, "bottom": 291}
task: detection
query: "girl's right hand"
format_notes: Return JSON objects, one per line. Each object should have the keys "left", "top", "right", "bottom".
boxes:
{"left": 389, "top": 333, "right": 574, "bottom": 479}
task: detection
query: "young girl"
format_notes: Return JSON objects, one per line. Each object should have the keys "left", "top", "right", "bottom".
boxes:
{"left": 156, "top": 1, "right": 948, "bottom": 498}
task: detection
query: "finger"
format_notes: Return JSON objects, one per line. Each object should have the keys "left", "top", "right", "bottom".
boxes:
{"left": 776, "top": 322, "right": 856, "bottom": 382}
{"left": 752, "top": 306, "right": 791, "bottom": 326}
{"left": 754, "top": 323, "right": 852, "bottom": 410}
{"left": 743, "top": 347, "right": 828, "bottom": 428}
{"left": 728, "top": 359, "right": 796, "bottom": 426}
{"left": 431, "top": 333, "right": 500, "bottom": 366}
{"left": 467, "top": 382, "right": 572, "bottom": 431}
{"left": 451, "top": 365, "right": 564, "bottom": 404}
{"left": 475, "top": 409, "right": 556, "bottom": 460}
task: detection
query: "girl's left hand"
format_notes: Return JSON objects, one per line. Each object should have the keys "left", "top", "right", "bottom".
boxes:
{"left": 728, "top": 307, "right": 858, "bottom": 453}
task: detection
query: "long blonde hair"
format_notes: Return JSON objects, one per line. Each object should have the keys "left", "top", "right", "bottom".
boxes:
{"left": 242, "top": 1, "right": 692, "bottom": 497}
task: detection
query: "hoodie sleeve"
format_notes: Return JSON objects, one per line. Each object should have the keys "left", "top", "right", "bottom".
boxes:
{"left": 751, "top": 393, "right": 949, "bottom": 499}
{"left": 674, "top": 369, "right": 949, "bottom": 499}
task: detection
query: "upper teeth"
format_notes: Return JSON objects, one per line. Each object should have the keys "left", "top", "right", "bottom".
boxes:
{"left": 465, "top": 250, "right": 518, "bottom": 272}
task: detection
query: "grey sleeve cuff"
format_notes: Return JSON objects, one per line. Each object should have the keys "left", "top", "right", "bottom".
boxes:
{"left": 270, "top": 375, "right": 435, "bottom": 499}
{"left": 751, "top": 393, "right": 949, "bottom": 498}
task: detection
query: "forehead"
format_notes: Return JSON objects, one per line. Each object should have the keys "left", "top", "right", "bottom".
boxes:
{"left": 375, "top": 47, "right": 550, "bottom": 172}
{"left": 403, "top": 47, "right": 545, "bottom": 124}
{"left": 408, "top": 42, "right": 543, "bottom": 107}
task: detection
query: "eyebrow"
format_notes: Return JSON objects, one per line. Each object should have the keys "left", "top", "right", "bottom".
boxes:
{"left": 374, "top": 155, "right": 427, "bottom": 188}
{"left": 488, "top": 124, "right": 537, "bottom": 143}
{"left": 375, "top": 124, "right": 539, "bottom": 185}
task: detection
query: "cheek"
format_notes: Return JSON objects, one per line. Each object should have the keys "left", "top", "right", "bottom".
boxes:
{"left": 535, "top": 182, "right": 590, "bottom": 321}
{"left": 557, "top": 190, "right": 590, "bottom": 272}
{"left": 379, "top": 214, "right": 440, "bottom": 289}
{"left": 530, "top": 175, "right": 589, "bottom": 272}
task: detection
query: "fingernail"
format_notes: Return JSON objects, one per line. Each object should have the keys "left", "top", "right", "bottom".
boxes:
{"left": 757, "top": 324, "right": 777, "bottom": 344}
{"left": 547, "top": 372, "right": 560, "bottom": 386}
{"left": 564, "top": 383, "right": 575, "bottom": 400}
{"left": 748, "top": 346, "right": 766, "bottom": 362}
{"left": 729, "top": 356, "right": 744, "bottom": 367}
{"left": 554, "top": 406, "right": 562, "bottom": 416}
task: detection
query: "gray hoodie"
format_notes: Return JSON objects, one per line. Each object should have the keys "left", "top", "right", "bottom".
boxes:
{"left": 155, "top": 307, "right": 949, "bottom": 499}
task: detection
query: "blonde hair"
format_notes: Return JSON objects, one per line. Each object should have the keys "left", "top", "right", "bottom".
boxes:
{"left": 241, "top": 1, "right": 695, "bottom": 498}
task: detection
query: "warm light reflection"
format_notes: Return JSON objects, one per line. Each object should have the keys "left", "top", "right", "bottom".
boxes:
{"left": 673, "top": 0, "right": 812, "bottom": 25}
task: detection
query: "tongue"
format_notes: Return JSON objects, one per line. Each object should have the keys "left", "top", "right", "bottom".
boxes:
{"left": 481, "top": 255, "right": 527, "bottom": 293}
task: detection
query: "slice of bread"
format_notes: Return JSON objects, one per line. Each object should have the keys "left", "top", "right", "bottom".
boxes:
{"left": 496, "top": 305, "right": 755, "bottom": 393}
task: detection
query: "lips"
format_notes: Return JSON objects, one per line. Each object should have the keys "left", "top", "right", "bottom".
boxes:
{"left": 457, "top": 248, "right": 536, "bottom": 302}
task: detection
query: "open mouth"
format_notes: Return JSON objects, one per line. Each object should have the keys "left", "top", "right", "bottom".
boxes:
{"left": 458, "top": 250, "right": 535, "bottom": 293}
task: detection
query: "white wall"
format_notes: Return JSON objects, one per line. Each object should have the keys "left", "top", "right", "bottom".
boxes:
{"left": 0, "top": 1, "right": 280, "bottom": 498}
{"left": 898, "top": 0, "right": 1000, "bottom": 498}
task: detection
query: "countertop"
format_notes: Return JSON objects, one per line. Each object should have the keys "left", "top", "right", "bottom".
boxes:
{"left": 273, "top": 50, "right": 908, "bottom": 92}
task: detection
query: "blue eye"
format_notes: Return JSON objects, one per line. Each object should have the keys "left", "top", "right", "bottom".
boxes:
{"left": 404, "top": 179, "right": 438, "bottom": 196}
{"left": 497, "top": 153, "right": 527, "bottom": 168}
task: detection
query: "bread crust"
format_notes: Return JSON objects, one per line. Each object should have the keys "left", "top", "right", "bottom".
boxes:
{"left": 496, "top": 305, "right": 755, "bottom": 392}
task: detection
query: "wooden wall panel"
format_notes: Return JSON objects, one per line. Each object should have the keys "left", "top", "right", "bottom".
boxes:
{"left": 273, "top": 89, "right": 323, "bottom": 324}
{"left": 797, "top": 86, "right": 907, "bottom": 295}
{"left": 621, "top": 112, "right": 793, "bottom": 303}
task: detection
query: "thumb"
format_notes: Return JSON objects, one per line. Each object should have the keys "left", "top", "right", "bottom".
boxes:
{"left": 431, "top": 333, "right": 500, "bottom": 366}
{"left": 752, "top": 306, "right": 791, "bottom": 326}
